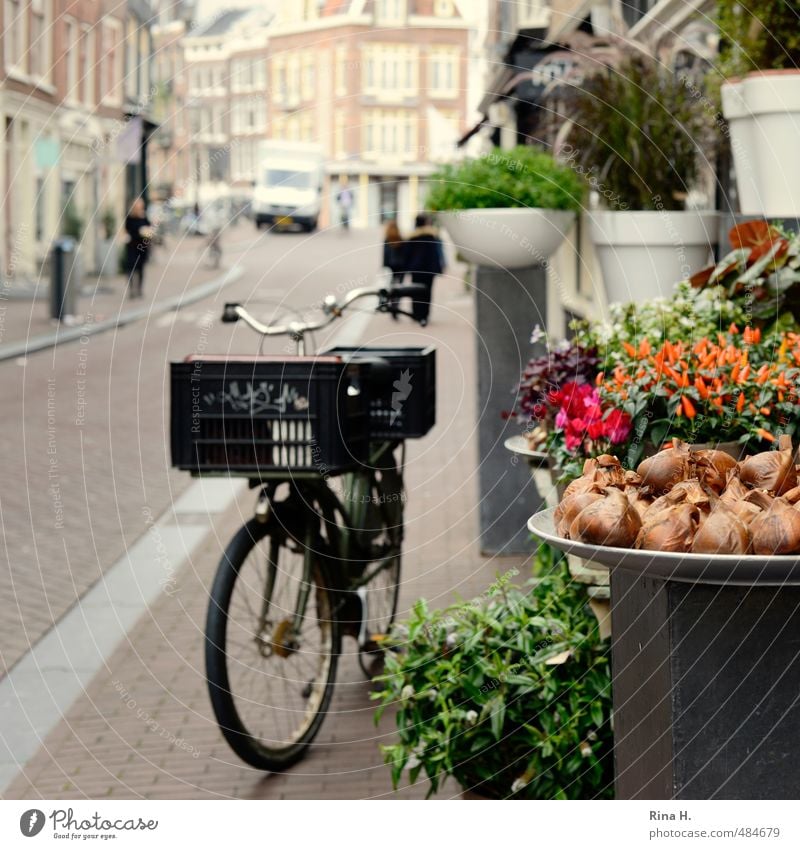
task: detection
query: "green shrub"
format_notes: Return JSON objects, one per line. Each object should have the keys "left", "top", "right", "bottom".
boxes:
{"left": 717, "top": 0, "right": 800, "bottom": 78}
{"left": 373, "top": 544, "right": 613, "bottom": 799}
{"left": 425, "top": 146, "right": 584, "bottom": 213}
{"left": 62, "top": 201, "right": 84, "bottom": 240}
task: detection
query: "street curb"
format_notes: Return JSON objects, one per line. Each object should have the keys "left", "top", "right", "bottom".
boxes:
{"left": 0, "top": 264, "right": 244, "bottom": 362}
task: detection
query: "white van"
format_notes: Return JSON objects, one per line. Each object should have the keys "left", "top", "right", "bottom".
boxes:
{"left": 252, "top": 141, "right": 324, "bottom": 232}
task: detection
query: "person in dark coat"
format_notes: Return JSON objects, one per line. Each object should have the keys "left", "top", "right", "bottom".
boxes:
{"left": 382, "top": 219, "right": 406, "bottom": 320}
{"left": 404, "top": 213, "right": 444, "bottom": 326}
{"left": 125, "top": 198, "right": 153, "bottom": 299}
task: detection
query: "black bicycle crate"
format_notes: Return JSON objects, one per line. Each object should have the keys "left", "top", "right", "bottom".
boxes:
{"left": 170, "top": 355, "right": 370, "bottom": 476}
{"left": 322, "top": 346, "right": 435, "bottom": 439}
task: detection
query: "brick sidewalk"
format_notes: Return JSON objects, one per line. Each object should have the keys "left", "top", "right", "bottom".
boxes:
{"left": 4, "top": 276, "right": 531, "bottom": 800}
{"left": 0, "top": 224, "right": 252, "bottom": 676}
{"left": 0, "top": 223, "right": 243, "bottom": 353}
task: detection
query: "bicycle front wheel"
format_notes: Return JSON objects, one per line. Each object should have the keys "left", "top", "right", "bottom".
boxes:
{"left": 205, "top": 517, "right": 340, "bottom": 771}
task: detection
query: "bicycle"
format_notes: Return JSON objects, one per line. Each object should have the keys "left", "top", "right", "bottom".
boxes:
{"left": 170, "top": 282, "right": 433, "bottom": 770}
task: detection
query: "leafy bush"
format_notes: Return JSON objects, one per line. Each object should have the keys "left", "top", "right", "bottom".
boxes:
{"left": 565, "top": 55, "right": 714, "bottom": 211}
{"left": 62, "top": 201, "right": 84, "bottom": 240}
{"left": 425, "top": 146, "right": 584, "bottom": 213}
{"left": 717, "top": 0, "right": 800, "bottom": 78}
{"left": 373, "top": 545, "right": 613, "bottom": 799}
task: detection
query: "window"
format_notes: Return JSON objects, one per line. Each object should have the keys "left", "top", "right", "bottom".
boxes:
{"left": 232, "top": 139, "right": 257, "bottom": 181}
{"left": 302, "top": 53, "right": 315, "bottom": 101}
{"left": 81, "top": 24, "right": 94, "bottom": 106}
{"left": 30, "top": 0, "right": 51, "bottom": 81}
{"left": 101, "top": 20, "right": 123, "bottom": 104}
{"left": 4, "top": 0, "right": 26, "bottom": 71}
{"left": 363, "top": 109, "right": 416, "bottom": 157}
{"left": 125, "top": 20, "right": 137, "bottom": 100}
{"left": 363, "top": 44, "right": 418, "bottom": 97}
{"left": 335, "top": 47, "right": 347, "bottom": 97}
{"left": 287, "top": 54, "right": 301, "bottom": 105}
{"left": 64, "top": 17, "right": 79, "bottom": 100}
{"left": 428, "top": 46, "right": 459, "bottom": 98}
{"left": 375, "top": 0, "right": 405, "bottom": 23}
{"left": 232, "top": 96, "right": 265, "bottom": 134}
{"left": 212, "top": 104, "right": 224, "bottom": 136}
{"left": 272, "top": 56, "right": 286, "bottom": 105}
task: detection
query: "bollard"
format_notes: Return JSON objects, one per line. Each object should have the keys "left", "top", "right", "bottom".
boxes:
{"left": 50, "top": 237, "right": 78, "bottom": 321}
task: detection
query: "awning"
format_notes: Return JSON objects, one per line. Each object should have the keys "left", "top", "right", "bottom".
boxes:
{"left": 456, "top": 116, "right": 487, "bottom": 148}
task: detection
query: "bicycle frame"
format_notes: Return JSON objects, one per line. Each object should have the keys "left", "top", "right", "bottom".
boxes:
{"left": 251, "top": 439, "right": 404, "bottom": 631}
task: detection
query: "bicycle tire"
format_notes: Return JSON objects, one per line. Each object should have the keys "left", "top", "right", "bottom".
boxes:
{"left": 353, "top": 465, "right": 404, "bottom": 676}
{"left": 206, "top": 516, "right": 340, "bottom": 771}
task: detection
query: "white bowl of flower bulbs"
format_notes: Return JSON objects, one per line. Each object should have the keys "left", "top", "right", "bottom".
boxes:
{"left": 554, "top": 436, "right": 800, "bottom": 555}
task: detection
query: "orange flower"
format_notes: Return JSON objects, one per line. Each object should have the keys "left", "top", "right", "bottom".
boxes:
{"left": 623, "top": 341, "right": 636, "bottom": 358}
{"left": 694, "top": 377, "right": 709, "bottom": 399}
{"left": 681, "top": 396, "right": 696, "bottom": 419}
{"left": 758, "top": 428, "right": 775, "bottom": 443}
{"left": 736, "top": 393, "right": 745, "bottom": 413}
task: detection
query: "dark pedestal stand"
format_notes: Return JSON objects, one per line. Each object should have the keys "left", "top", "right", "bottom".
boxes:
{"left": 611, "top": 569, "right": 800, "bottom": 800}
{"left": 474, "top": 264, "right": 547, "bottom": 554}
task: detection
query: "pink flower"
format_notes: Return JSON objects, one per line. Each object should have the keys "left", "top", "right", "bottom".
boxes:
{"left": 605, "top": 408, "right": 632, "bottom": 444}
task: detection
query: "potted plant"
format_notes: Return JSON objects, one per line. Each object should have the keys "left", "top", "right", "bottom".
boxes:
{"left": 96, "top": 207, "right": 118, "bottom": 277}
{"left": 373, "top": 546, "right": 613, "bottom": 799}
{"left": 688, "top": 219, "right": 800, "bottom": 327}
{"left": 717, "top": 0, "right": 800, "bottom": 216}
{"left": 537, "top": 280, "right": 754, "bottom": 477}
{"left": 426, "top": 146, "right": 584, "bottom": 269}
{"left": 563, "top": 56, "right": 718, "bottom": 305}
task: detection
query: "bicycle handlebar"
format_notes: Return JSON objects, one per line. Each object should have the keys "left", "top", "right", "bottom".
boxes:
{"left": 222, "top": 282, "right": 428, "bottom": 339}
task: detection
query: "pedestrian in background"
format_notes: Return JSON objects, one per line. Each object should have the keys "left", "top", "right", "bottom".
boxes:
{"left": 124, "top": 198, "right": 153, "bottom": 299}
{"left": 383, "top": 219, "right": 406, "bottom": 320}
{"left": 337, "top": 177, "right": 354, "bottom": 230}
{"left": 404, "top": 213, "right": 444, "bottom": 327}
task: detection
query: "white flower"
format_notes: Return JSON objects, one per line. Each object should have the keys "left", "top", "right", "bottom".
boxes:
{"left": 465, "top": 710, "right": 478, "bottom": 726}
{"left": 530, "top": 324, "right": 546, "bottom": 344}
{"left": 445, "top": 632, "right": 459, "bottom": 648}
{"left": 587, "top": 730, "right": 597, "bottom": 741}
{"left": 580, "top": 741, "right": 593, "bottom": 758}
{"left": 427, "top": 689, "right": 438, "bottom": 701}
{"left": 406, "top": 755, "right": 421, "bottom": 770}
{"left": 400, "top": 685, "right": 414, "bottom": 700}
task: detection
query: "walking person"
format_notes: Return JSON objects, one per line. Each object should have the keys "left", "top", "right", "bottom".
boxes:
{"left": 404, "top": 213, "right": 444, "bottom": 327}
{"left": 337, "top": 177, "right": 354, "bottom": 231}
{"left": 124, "top": 198, "right": 154, "bottom": 299}
{"left": 382, "top": 219, "right": 406, "bottom": 320}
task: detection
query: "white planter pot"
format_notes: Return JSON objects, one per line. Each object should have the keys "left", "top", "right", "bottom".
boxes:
{"left": 95, "top": 238, "right": 118, "bottom": 277}
{"left": 437, "top": 208, "right": 575, "bottom": 269}
{"left": 720, "top": 79, "right": 761, "bottom": 215}
{"left": 721, "top": 70, "right": 800, "bottom": 216}
{"left": 589, "top": 210, "right": 718, "bottom": 305}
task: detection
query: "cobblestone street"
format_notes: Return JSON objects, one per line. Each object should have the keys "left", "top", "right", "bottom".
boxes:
{"left": 2, "top": 226, "right": 528, "bottom": 799}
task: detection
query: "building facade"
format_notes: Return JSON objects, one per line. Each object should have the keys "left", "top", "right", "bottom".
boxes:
{"left": 178, "top": 8, "right": 271, "bottom": 207}
{"left": 266, "top": 0, "right": 474, "bottom": 230}
{"left": 0, "top": 0, "right": 156, "bottom": 282}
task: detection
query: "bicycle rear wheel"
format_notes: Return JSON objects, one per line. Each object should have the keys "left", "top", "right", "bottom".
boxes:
{"left": 205, "top": 516, "right": 339, "bottom": 771}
